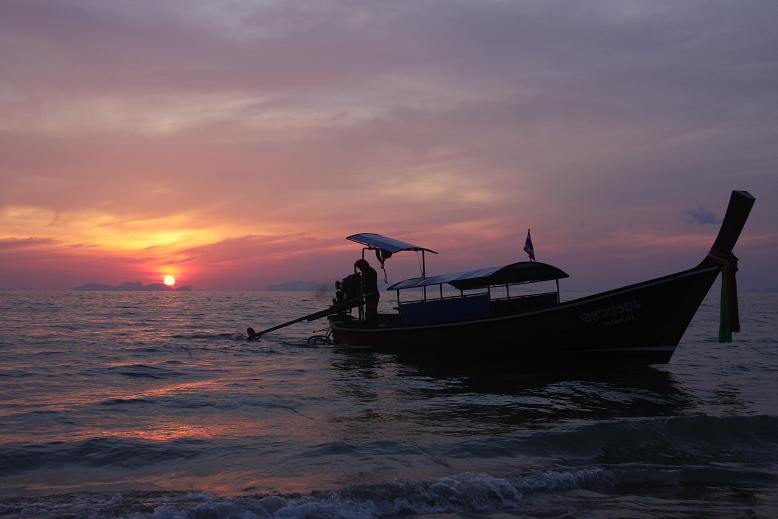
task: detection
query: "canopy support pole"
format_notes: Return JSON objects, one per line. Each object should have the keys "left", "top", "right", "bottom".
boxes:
{"left": 556, "top": 279, "right": 560, "bottom": 304}
{"left": 422, "top": 250, "right": 427, "bottom": 301}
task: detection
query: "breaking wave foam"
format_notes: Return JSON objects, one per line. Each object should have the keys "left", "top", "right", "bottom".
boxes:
{"left": 0, "top": 468, "right": 609, "bottom": 518}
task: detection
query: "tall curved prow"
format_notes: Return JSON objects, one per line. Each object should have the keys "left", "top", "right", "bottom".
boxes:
{"left": 699, "top": 190, "right": 755, "bottom": 342}
{"left": 706, "top": 190, "right": 756, "bottom": 262}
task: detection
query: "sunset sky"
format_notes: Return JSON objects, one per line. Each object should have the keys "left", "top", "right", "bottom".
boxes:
{"left": 1, "top": 0, "right": 776, "bottom": 290}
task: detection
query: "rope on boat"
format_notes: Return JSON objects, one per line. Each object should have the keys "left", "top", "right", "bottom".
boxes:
{"left": 711, "top": 252, "right": 740, "bottom": 343}
{"left": 718, "top": 254, "right": 740, "bottom": 343}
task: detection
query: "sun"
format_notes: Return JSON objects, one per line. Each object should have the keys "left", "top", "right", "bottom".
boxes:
{"left": 163, "top": 276, "right": 176, "bottom": 286}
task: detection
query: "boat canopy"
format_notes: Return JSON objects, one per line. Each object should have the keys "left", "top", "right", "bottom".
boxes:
{"left": 387, "top": 261, "right": 568, "bottom": 291}
{"left": 347, "top": 233, "right": 438, "bottom": 254}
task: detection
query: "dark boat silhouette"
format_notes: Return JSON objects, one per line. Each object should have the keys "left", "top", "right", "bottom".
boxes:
{"left": 327, "top": 191, "right": 755, "bottom": 364}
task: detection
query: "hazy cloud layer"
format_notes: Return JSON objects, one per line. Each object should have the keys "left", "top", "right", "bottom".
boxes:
{"left": 1, "top": 0, "right": 776, "bottom": 289}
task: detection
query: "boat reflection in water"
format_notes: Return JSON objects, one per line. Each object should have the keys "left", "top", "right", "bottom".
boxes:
{"left": 329, "top": 191, "right": 755, "bottom": 365}
{"left": 329, "top": 349, "right": 693, "bottom": 435}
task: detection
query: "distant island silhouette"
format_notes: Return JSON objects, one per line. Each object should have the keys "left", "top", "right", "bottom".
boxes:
{"left": 73, "top": 282, "right": 193, "bottom": 291}
{"left": 266, "top": 280, "right": 330, "bottom": 291}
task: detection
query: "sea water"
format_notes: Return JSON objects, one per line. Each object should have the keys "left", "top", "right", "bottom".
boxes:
{"left": 0, "top": 288, "right": 776, "bottom": 518}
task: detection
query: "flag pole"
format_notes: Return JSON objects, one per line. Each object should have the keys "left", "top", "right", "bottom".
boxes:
{"left": 523, "top": 228, "right": 535, "bottom": 262}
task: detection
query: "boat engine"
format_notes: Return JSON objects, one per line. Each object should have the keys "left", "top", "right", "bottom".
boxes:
{"left": 333, "top": 273, "right": 361, "bottom": 308}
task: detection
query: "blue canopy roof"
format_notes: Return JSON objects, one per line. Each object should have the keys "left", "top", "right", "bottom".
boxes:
{"left": 347, "top": 233, "right": 438, "bottom": 254}
{"left": 387, "top": 261, "right": 568, "bottom": 290}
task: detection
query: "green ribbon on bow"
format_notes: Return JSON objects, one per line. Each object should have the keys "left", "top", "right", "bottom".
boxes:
{"left": 719, "top": 263, "right": 732, "bottom": 343}
{"left": 718, "top": 255, "right": 740, "bottom": 343}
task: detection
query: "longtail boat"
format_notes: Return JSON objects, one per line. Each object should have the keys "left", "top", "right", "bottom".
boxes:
{"left": 324, "top": 191, "right": 754, "bottom": 364}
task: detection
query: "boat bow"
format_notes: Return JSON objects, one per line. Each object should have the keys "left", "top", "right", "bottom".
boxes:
{"left": 701, "top": 190, "right": 755, "bottom": 342}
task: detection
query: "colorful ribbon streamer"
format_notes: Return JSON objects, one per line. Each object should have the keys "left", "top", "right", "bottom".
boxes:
{"left": 719, "top": 255, "right": 739, "bottom": 343}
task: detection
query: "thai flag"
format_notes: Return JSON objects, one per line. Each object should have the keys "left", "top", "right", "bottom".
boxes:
{"left": 523, "top": 229, "right": 535, "bottom": 261}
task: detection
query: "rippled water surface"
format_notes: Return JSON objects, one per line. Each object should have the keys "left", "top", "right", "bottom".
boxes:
{"left": 0, "top": 289, "right": 776, "bottom": 518}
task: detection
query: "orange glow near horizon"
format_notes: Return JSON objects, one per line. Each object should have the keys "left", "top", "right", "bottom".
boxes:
{"left": 163, "top": 275, "right": 176, "bottom": 286}
{"left": 0, "top": 2, "right": 775, "bottom": 291}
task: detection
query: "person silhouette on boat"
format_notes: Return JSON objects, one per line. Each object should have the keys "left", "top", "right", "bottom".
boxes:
{"left": 354, "top": 258, "right": 379, "bottom": 325}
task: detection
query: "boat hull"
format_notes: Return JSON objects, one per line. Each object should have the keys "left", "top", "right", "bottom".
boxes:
{"left": 329, "top": 264, "right": 721, "bottom": 364}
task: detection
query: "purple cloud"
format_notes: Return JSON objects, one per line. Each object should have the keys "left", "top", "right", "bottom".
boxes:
{"left": 686, "top": 208, "right": 721, "bottom": 225}
{"left": 1, "top": 0, "right": 776, "bottom": 289}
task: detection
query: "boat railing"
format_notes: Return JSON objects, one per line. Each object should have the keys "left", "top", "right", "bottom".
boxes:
{"left": 397, "top": 291, "right": 486, "bottom": 307}
{"left": 489, "top": 291, "right": 559, "bottom": 316}
{"left": 393, "top": 288, "right": 560, "bottom": 326}
{"left": 396, "top": 286, "right": 557, "bottom": 307}
{"left": 489, "top": 291, "right": 557, "bottom": 303}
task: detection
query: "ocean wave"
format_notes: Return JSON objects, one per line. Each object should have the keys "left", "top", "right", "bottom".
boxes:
{"left": 99, "top": 397, "right": 154, "bottom": 406}
{"left": 0, "top": 468, "right": 610, "bottom": 518}
{"left": 4, "top": 464, "right": 772, "bottom": 518}
{"left": 0, "top": 438, "right": 203, "bottom": 476}
{"left": 3, "top": 415, "right": 775, "bottom": 481}
{"left": 169, "top": 332, "right": 247, "bottom": 341}
{"left": 437, "top": 415, "right": 778, "bottom": 466}
{"left": 97, "top": 364, "right": 185, "bottom": 379}
{"left": 554, "top": 415, "right": 778, "bottom": 463}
